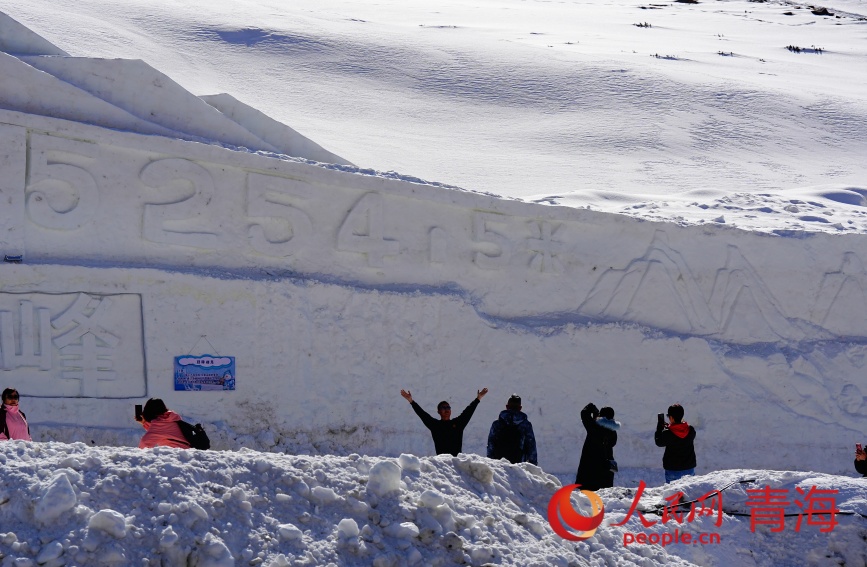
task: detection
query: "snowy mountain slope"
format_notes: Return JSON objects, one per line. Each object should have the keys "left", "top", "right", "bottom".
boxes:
{"left": 2, "top": 0, "right": 865, "bottom": 199}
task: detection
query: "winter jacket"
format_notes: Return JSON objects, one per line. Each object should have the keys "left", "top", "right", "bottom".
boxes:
{"left": 410, "top": 399, "right": 480, "bottom": 456}
{"left": 139, "top": 411, "right": 192, "bottom": 449}
{"left": 0, "top": 404, "right": 31, "bottom": 441}
{"left": 487, "top": 409, "right": 537, "bottom": 465}
{"left": 655, "top": 421, "right": 696, "bottom": 471}
{"left": 575, "top": 405, "right": 619, "bottom": 490}
{"left": 856, "top": 458, "right": 867, "bottom": 477}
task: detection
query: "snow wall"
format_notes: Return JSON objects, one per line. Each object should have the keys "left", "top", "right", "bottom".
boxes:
{"left": 1, "top": 108, "right": 866, "bottom": 475}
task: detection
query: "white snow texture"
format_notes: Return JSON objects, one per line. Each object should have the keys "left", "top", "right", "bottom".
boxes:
{"left": 0, "top": 3, "right": 866, "bottom": 566}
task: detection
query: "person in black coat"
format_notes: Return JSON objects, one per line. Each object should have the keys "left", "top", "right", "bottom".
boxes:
{"left": 575, "top": 403, "right": 619, "bottom": 490}
{"left": 856, "top": 444, "right": 866, "bottom": 476}
{"left": 401, "top": 388, "right": 488, "bottom": 456}
{"left": 655, "top": 403, "right": 697, "bottom": 483}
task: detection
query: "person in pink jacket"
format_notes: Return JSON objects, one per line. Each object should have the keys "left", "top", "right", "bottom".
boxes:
{"left": 1, "top": 388, "right": 31, "bottom": 441}
{"left": 136, "top": 398, "right": 192, "bottom": 449}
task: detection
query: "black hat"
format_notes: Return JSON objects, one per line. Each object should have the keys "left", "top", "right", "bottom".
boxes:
{"left": 507, "top": 394, "right": 522, "bottom": 408}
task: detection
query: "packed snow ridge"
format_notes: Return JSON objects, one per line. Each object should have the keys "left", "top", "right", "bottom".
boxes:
{"left": 0, "top": 12, "right": 350, "bottom": 167}
{"left": 1, "top": 442, "right": 865, "bottom": 566}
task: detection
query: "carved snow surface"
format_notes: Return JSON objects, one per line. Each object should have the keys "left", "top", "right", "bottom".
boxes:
{"left": 200, "top": 93, "right": 353, "bottom": 166}
{"left": 0, "top": 11, "right": 348, "bottom": 163}
{"left": 0, "top": 124, "right": 25, "bottom": 256}
{"left": 720, "top": 345, "right": 866, "bottom": 432}
{"left": 0, "top": 51, "right": 181, "bottom": 138}
{"left": 0, "top": 11, "right": 66, "bottom": 56}
{"left": 708, "top": 245, "right": 805, "bottom": 343}
{"left": 580, "top": 231, "right": 716, "bottom": 335}
{"left": 811, "top": 252, "right": 867, "bottom": 337}
{"left": 0, "top": 293, "right": 144, "bottom": 398}
{"left": 580, "top": 232, "right": 811, "bottom": 342}
{"left": 20, "top": 56, "right": 276, "bottom": 151}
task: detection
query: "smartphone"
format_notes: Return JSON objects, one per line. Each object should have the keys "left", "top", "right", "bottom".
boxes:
{"left": 135, "top": 404, "right": 143, "bottom": 420}
{"left": 858, "top": 443, "right": 863, "bottom": 452}
{"left": 658, "top": 413, "right": 665, "bottom": 421}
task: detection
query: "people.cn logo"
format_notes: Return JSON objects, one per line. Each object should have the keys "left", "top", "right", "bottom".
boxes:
{"left": 547, "top": 484, "right": 605, "bottom": 541}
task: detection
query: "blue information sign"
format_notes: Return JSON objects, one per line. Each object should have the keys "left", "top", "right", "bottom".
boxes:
{"left": 174, "top": 355, "right": 236, "bottom": 391}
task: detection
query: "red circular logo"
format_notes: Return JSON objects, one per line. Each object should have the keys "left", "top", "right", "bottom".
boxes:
{"left": 547, "top": 484, "right": 605, "bottom": 541}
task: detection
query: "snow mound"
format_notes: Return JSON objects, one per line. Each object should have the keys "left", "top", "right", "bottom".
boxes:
{"left": 367, "top": 460, "right": 402, "bottom": 497}
{"left": 545, "top": 184, "right": 867, "bottom": 236}
{"left": 2, "top": 442, "right": 865, "bottom": 566}
{"left": 87, "top": 509, "right": 127, "bottom": 538}
{"left": 33, "top": 472, "right": 78, "bottom": 524}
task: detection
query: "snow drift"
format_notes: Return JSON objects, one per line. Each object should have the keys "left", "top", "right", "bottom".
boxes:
{"left": 1, "top": 441, "right": 864, "bottom": 566}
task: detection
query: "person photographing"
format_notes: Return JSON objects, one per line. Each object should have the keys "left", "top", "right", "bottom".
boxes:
{"left": 856, "top": 443, "right": 866, "bottom": 477}
{"left": 575, "top": 403, "right": 619, "bottom": 490}
{"left": 136, "top": 398, "right": 210, "bottom": 450}
{"left": 654, "top": 403, "right": 696, "bottom": 483}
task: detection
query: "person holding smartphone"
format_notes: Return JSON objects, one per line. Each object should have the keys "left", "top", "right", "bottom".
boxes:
{"left": 856, "top": 443, "right": 866, "bottom": 477}
{"left": 136, "top": 398, "right": 192, "bottom": 449}
{"left": 575, "top": 402, "right": 619, "bottom": 490}
{"left": 654, "top": 404, "right": 696, "bottom": 483}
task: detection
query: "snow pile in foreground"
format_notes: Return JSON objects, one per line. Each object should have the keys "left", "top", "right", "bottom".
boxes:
{"left": 1, "top": 442, "right": 865, "bottom": 567}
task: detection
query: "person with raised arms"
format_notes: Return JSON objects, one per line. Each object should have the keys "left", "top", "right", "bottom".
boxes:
{"left": 400, "top": 388, "right": 488, "bottom": 456}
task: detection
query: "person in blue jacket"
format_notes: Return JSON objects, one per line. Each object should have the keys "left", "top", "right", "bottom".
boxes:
{"left": 487, "top": 394, "right": 537, "bottom": 465}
